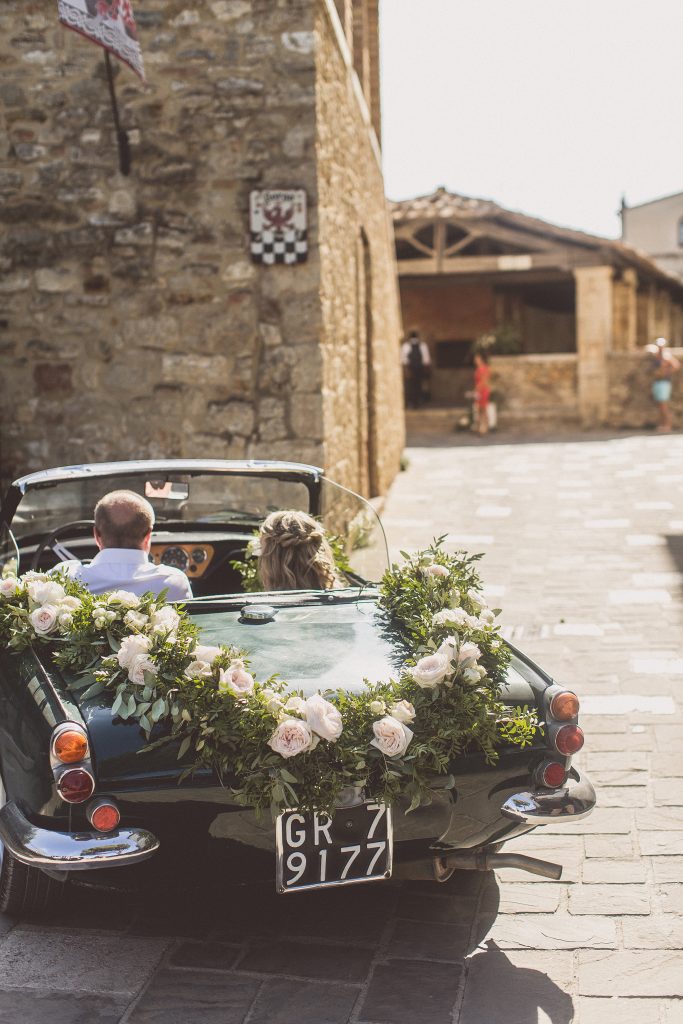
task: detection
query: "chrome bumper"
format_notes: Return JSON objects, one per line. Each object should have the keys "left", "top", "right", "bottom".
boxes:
{"left": 0, "top": 802, "right": 159, "bottom": 871}
{"left": 501, "top": 772, "right": 596, "bottom": 825}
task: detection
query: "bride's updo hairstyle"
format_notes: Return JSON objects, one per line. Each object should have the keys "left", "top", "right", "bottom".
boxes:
{"left": 257, "top": 510, "right": 338, "bottom": 592}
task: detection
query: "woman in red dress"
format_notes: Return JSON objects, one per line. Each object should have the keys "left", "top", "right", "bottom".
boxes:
{"left": 473, "top": 352, "right": 492, "bottom": 435}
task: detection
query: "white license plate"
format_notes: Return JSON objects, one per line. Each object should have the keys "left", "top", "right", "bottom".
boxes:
{"left": 276, "top": 802, "right": 393, "bottom": 893}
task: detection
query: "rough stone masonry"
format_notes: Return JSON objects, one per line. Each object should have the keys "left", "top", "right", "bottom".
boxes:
{"left": 0, "top": 0, "right": 404, "bottom": 496}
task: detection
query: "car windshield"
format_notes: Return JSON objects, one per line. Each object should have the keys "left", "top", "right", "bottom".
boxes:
{"left": 4, "top": 466, "right": 390, "bottom": 585}
{"left": 9, "top": 471, "right": 312, "bottom": 539}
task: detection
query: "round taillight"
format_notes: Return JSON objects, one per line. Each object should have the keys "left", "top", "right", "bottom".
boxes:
{"left": 555, "top": 724, "right": 584, "bottom": 755}
{"left": 550, "top": 691, "right": 580, "bottom": 721}
{"left": 53, "top": 729, "right": 89, "bottom": 764}
{"left": 57, "top": 768, "right": 95, "bottom": 804}
{"left": 540, "top": 761, "right": 567, "bottom": 788}
{"left": 88, "top": 801, "right": 120, "bottom": 833}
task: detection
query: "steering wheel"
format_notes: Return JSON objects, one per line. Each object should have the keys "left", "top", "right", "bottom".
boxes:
{"left": 31, "top": 520, "right": 95, "bottom": 572}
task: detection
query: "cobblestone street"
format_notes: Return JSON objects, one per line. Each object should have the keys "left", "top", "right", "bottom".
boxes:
{"left": 0, "top": 432, "right": 681, "bottom": 1023}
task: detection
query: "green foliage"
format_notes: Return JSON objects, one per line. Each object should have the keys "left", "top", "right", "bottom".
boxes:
{"left": 0, "top": 542, "right": 537, "bottom": 818}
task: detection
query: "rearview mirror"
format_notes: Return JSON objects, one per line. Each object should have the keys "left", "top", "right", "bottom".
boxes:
{"left": 144, "top": 481, "right": 189, "bottom": 501}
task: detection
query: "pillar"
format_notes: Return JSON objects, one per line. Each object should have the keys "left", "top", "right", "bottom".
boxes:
{"left": 612, "top": 269, "right": 638, "bottom": 352}
{"left": 574, "top": 266, "right": 613, "bottom": 426}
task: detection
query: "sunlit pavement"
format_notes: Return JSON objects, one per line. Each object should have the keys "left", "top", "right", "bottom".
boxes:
{"left": 0, "top": 432, "right": 681, "bottom": 1023}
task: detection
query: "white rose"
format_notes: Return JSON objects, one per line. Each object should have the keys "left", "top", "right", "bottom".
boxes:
{"left": 184, "top": 659, "right": 214, "bottom": 679}
{"left": 478, "top": 609, "right": 496, "bottom": 626}
{"left": 0, "top": 577, "right": 20, "bottom": 599}
{"left": 29, "top": 604, "right": 59, "bottom": 635}
{"left": 371, "top": 715, "right": 413, "bottom": 757}
{"left": 268, "top": 718, "right": 316, "bottom": 758}
{"left": 304, "top": 693, "right": 343, "bottom": 742}
{"left": 150, "top": 606, "right": 180, "bottom": 635}
{"left": 458, "top": 641, "right": 481, "bottom": 667}
{"left": 424, "top": 563, "right": 449, "bottom": 578}
{"left": 389, "top": 699, "right": 415, "bottom": 724}
{"left": 117, "top": 633, "right": 152, "bottom": 670}
{"left": 58, "top": 612, "right": 74, "bottom": 630}
{"left": 124, "top": 610, "right": 149, "bottom": 632}
{"left": 411, "top": 651, "right": 449, "bottom": 689}
{"left": 462, "top": 667, "right": 480, "bottom": 686}
{"left": 107, "top": 590, "right": 141, "bottom": 609}
{"left": 433, "top": 607, "right": 469, "bottom": 629}
{"left": 468, "top": 588, "right": 487, "bottom": 612}
{"left": 218, "top": 660, "right": 255, "bottom": 697}
{"left": 369, "top": 699, "right": 386, "bottom": 716}
{"left": 284, "top": 695, "right": 307, "bottom": 716}
{"left": 127, "top": 652, "right": 158, "bottom": 686}
{"left": 192, "top": 644, "right": 221, "bottom": 665}
{"left": 28, "top": 580, "right": 66, "bottom": 606}
{"left": 59, "top": 596, "right": 82, "bottom": 612}
{"left": 261, "top": 688, "right": 285, "bottom": 714}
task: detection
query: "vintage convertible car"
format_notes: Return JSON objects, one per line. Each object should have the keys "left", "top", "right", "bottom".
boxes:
{"left": 0, "top": 460, "right": 595, "bottom": 915}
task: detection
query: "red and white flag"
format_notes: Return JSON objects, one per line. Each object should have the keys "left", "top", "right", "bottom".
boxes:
{"left": 58, "top": 0, "right": 145, "bottom": 81}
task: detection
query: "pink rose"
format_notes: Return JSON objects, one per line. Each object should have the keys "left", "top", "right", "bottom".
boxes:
{"left": 411, "top": 651, "right": 449, "bottom": 689}
{"left": 371, "top": 715, "right": 413, "bottom": 757}
{"left": 304, "top": 693, "right": 343, "bottom": 742}
{"left": 127, "top": 653, "right": 157, "bottom": 686}
{"left": 29, "top": 604, "right": 59, "bottom": 635}
{"left": 425, "top": 564, "right": 449, "bottom": 578}
{"left": 218, "top": 660, "right": 255, "bottom": 696}
{"left": 268, "top": 718, "right": 317, "bottom": 758}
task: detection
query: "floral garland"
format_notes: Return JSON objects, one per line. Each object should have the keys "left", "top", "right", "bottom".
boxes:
{"left": 0, "top": 540, "right": 537, "bottom": 816}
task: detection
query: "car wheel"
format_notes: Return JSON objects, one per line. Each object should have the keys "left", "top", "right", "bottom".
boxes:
{"left": 0, "top": 774, "right": 66, "bottom": 917}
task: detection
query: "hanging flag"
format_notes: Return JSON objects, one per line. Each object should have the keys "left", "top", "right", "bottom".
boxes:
{"left": 57, "top": 0, "right": 145, "bottom": 81}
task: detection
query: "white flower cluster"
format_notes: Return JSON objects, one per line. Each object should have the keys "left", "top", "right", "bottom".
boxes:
{"left": 409, "top": 586, "right": 493, "bottom": 692}
{"left": 0, "top": 573, "right": 82, "bottom": 636}
{"left": 267, "top": 693, "right": 343, "bottom": 758}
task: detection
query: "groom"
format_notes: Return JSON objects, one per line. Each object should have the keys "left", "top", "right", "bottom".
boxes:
{"left": 58, "top": 489, "right": 193, "bottom": 600}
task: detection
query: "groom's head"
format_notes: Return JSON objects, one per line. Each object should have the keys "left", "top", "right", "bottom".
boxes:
{"left": 94, "top": 490, "right": 154, "bottom": 551}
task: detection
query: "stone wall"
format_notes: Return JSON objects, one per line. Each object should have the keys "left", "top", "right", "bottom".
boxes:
{"left": 490, "top": 354, "right": 580, "bottom": 427}
{"left": 606, "top": 349, "right": 683, "bottom": 429}
{"left": 314, "top": 1, "right": 403, "bottom": 496}
{"left": 0, "top": 0, "right": 403, "bottom": 496}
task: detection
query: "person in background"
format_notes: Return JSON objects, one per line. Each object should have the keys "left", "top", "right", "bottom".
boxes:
{"left": 257, "top": 510, "right": 339, "bottom": 591}
{"left": 647, "top": 337, "right": 680, "bottom": 434}
{"left": 473, "top": 351, "right": 492, "bottom": 435}
{"left": 400, "top": 329, "right": 431, "bottom": 409}
{"left": 57, "top": 490, "right": 193, "bottom": 600}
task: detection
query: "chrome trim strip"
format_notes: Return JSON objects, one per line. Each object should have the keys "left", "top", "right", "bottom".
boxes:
{"left": 0, "top": 802, "right": 159, "bottom": 871}
{"left": 501, "top": 772, "right": 596, "bottom": 825}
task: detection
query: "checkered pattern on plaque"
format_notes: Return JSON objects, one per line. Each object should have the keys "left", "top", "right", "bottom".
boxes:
{"left": 250, "top": 229, "right": 308, "bottom": 265}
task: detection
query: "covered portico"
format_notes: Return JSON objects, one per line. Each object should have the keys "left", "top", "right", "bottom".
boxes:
{"left": 393, "top": 189, "right": 683, "bottom": 427}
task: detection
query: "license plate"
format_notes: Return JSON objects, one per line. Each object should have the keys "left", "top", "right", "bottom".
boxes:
{"left": 276, "top": 802, "right": 393, "bottom": 893}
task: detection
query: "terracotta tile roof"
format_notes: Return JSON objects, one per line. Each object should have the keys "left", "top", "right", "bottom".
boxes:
{"left": 391, "top": 187, "right": 683, "bottom": 292}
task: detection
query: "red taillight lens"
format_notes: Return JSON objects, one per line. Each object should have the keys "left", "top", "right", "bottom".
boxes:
{"left": 540, "top": 761, "right": 567, "bottom": 788}
{"left": 555, "top": 724, "right": 584, "bottom": 755}
{"left": 549, "top": 691, "right": 580, "bottom": 721}
{"left": 57, "top": 768, "right": 95, "bottom": 804}
{"left": 88, "top": 801, "right": 120, "bottom": 832}
{"left": 53, "top": 729, "right": 89, "bottom": 764}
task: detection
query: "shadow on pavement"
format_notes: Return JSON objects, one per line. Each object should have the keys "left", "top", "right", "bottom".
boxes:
{"left": 461, "top": 939, "right": 575, "bottom": 1024}
{"left": 665, "top": 533, "right": 683, "bottom": 577}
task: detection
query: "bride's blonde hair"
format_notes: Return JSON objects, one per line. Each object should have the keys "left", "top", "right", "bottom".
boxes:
{"left": 258, "top": 510, "right": 338, "bottom": 591}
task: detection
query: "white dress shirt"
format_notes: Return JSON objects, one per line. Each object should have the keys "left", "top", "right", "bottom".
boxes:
{"left": 59, "top": 548, "right": 193, "bottom": 601}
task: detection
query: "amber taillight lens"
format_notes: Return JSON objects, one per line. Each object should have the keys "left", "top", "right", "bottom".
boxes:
{"left": 555, "top": 724, "right": 585, "bottom": 755}
{"left": 53, "top": 729, "right": 89, "bottom": 764}
{"left": 549, "top": 691, "right": 580, "bottom": 721}
{"left": 88, "top": 801, "right": 120, "bottom": 832}
{"left": 57, "top": 768, "right": 95, "bottom": 803}
{"left": 540, "top": 761, "right": 567, "bottom": 788}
